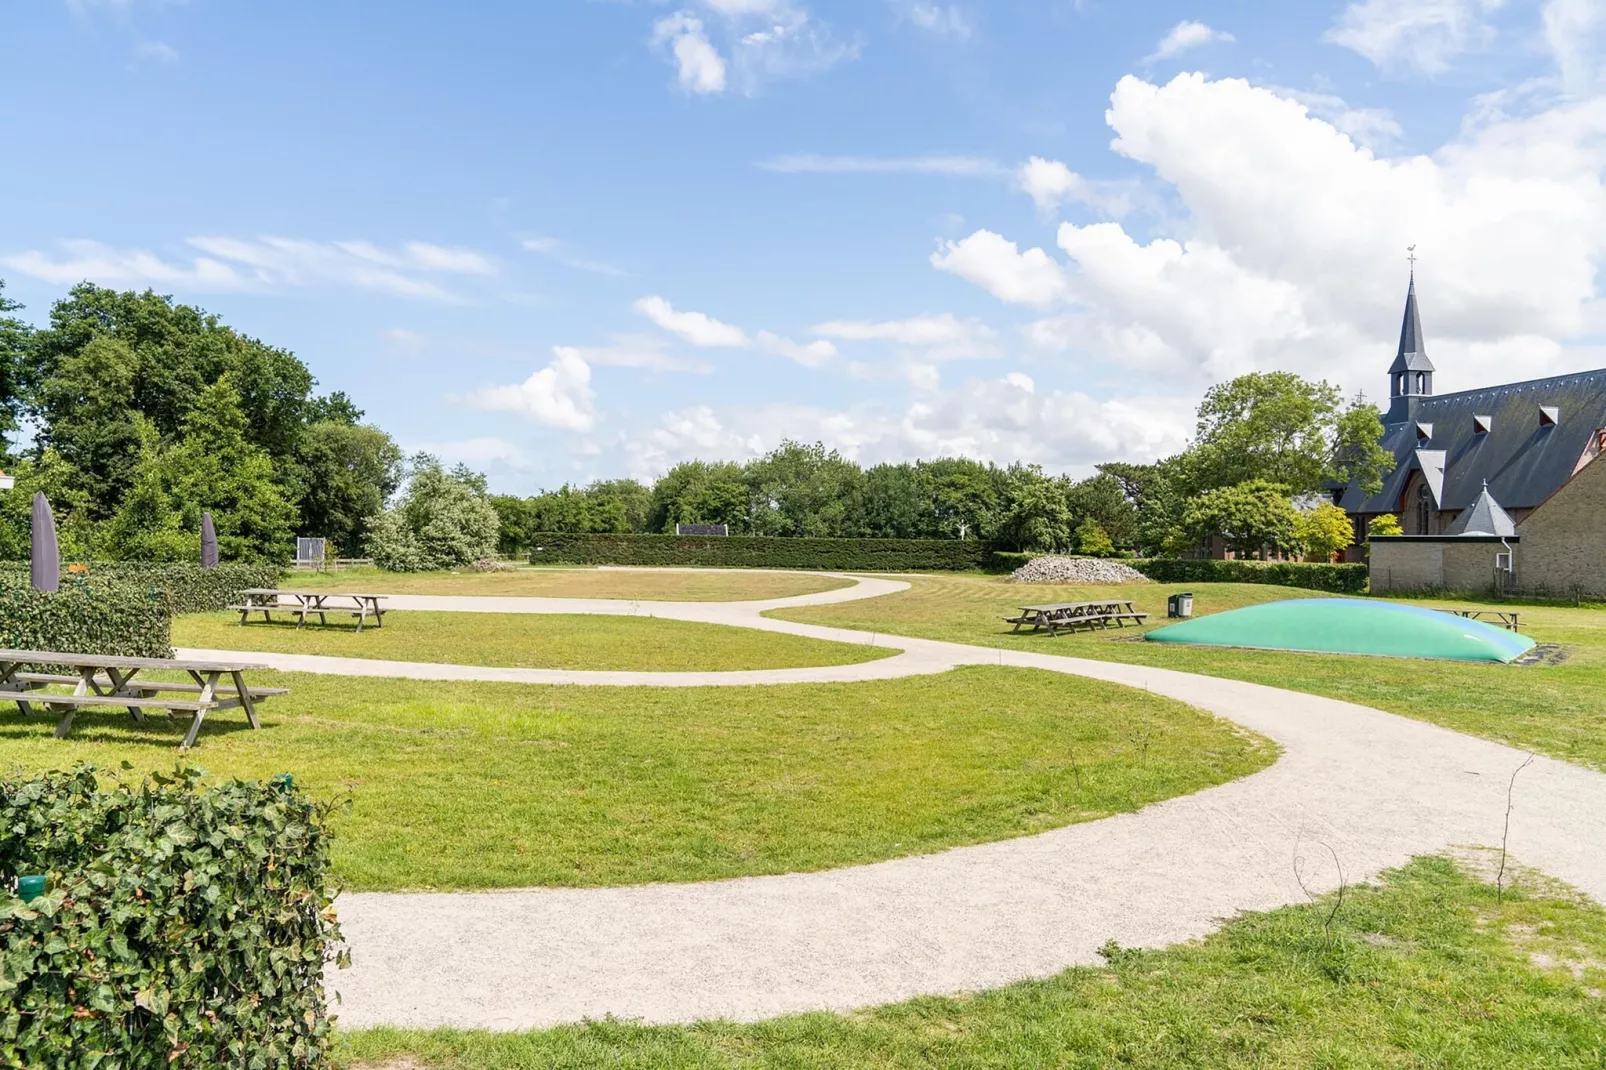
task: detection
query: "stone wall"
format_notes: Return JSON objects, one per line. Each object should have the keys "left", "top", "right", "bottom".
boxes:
{"left": 1516, "top": 453, "right": 1606, "bottom": 598}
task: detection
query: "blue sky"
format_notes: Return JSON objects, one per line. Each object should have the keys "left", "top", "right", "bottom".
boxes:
{"left": 4, "top": 0, "right": 1605, "bottom": 493}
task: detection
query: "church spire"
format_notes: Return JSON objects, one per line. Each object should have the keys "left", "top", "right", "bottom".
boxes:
{"left": 1389, "top": 256, "right": 1434, "bottom": 412}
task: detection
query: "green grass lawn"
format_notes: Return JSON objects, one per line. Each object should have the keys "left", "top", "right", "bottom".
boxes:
{"left": 0, "top": 666, "right": 1271, "bottom": 891}
{"left": 772, "top": 575, "right": 1606, "bottom": 771}
{"left": 279, "top": 566, "right": 855, "bottom": 601}
{"left": 339, "top": 856, "right": 1606, "bottom": 1068}
{"left": 173, "top": 611, "right": 894, "bottom": 672}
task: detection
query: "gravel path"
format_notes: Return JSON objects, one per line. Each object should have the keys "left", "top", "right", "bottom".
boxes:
{"left": 193, "top": 571, "right": 1606, "bottom": 1031}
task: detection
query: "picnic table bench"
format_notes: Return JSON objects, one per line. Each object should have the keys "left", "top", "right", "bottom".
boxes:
{"left": 1450, "top": 608, "right": 1522, "bottom": 631}
{"left": 0, "top": 650, "right": 287, "bottom": 749}
{"left": 232, "top": 588, "right": 389, "bottom": 631}
{"left": 1005, "top": 600, "right": 1149, "bottom": 637}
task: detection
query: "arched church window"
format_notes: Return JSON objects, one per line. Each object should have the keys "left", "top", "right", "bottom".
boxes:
{"left": 1416, "top": 372, "right": 1426, "bottom": 394}
{"left": 1416, "top": 483, "right": 1432, "bottom": 535}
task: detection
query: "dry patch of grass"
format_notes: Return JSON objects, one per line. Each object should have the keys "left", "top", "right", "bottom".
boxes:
{"left": 283, "top": 567, "right": 854, "bottom": 601}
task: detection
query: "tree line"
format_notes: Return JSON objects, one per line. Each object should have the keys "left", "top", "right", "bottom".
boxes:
{"left": 495, "top": 371, "right": 1396, "bottom": 561}
{"left": 0, "top": 279, "right": 404, "bottom": 562}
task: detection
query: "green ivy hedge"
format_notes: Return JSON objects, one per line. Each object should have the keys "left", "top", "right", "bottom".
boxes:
{"left": 527, "top": 533, "right": 997, "bottom": 572}
{"left": 0, "top": 765, "right": 347, "bottom": 1068}
{"left": 0, "top": 563, "right": 280, "bottom": 615}
{"left": 1132, "top": 558, "right": 1369, "bottom": 593}
{"left": 0, "top": 578, "right": 173, "bottom": 660}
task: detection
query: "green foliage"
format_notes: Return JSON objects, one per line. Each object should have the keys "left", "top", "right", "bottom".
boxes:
{"left": 0, "top": 449, "right": 98, "bottom": 562}
{"left": 528, "top": 533, "right": 996, "bottom": 571}
{"left": 1133, "top": 558, "right": 1369, "bottom": 593}
{"left": 293, "top": 421, "right": 403, "bottom": 556}
{"left": 1177, "top": 372, "right": 1393, "bottom": 498}
{"left": 1172, "top": 480, "right": 1301, "bottom": 558}
{"left": 996, "top": 466, "right": 1069, "bottom": 551}
{"left": 0, "top": 576, "right": 173, "bottom": 658}
{"left": 1065, "top": 473, "right": 1137, "bottom": 549}
{"left": 0, "top": 764, "right": 347, "bottom": 1068}
{"left": 744, "top": 441, "right": 865, "bottom": 537}
{"left": 0, "top": 562, "right": 279, "bottom": 616}
{"left": 1074, "top": 518, "right": 1117, "bottom": 557}
{"left": 367, "top": 455, "right": 499, "bottom": 572}
{"left": 0, "top": 281, "right": 26, "bottom": 442}
{"left": 106, "top": 378, "right": 295, "bottom": 563}
{"left": 1295, "top": 501, "right": 1356, "bottom": 560}
{"left": 1368, "top": 513, "right": 1405, "bottom": 538}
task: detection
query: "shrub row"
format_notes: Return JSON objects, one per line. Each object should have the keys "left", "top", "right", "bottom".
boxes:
{"left": 527, "top": 532, "right": 998, "bottom": 572}
{"left": 0, "top": 765, "right": 347, "bottom": 1068}
{"left": 0, "top": 562, "right": 281, "bottom": 615}
{"left": 1132, "top": 558, "right": 1369, "bottom": 593}
{"left": 0, "top": 577, "right": 173, "bottom": 660}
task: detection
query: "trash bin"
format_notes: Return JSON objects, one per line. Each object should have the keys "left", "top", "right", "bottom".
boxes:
{"left": 1167, "top": 592, "right": 1194, "bottom": 619}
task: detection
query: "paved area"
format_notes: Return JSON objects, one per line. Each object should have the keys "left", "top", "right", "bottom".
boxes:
{"left": 190, "top": 571, "right": 1606, "bottom": 1031}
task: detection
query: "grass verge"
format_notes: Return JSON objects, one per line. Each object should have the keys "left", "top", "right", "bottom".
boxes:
{"left": 337, "top": 856, "right": 1606, "bottom": 1068}
{"left": 278, "top": 567, "right": 855, "bottom": 601}
{"left": 772, "top": 574, "right": 1606, "bottom": 771}
{"left": 173, "top": 611, "right": 893, "bottom": 672}
{"left": 0, "top": 666, "right": 1270, "bottom": 891}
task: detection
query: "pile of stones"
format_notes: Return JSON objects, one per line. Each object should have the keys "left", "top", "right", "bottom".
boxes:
{"left": 1006, "top": 555, "right": 1150, "bottom": 585}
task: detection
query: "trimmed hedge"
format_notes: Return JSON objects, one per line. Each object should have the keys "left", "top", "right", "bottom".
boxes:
{"left": 0, "top": 578, "right": 172, "bottom": 660}
{"left": 528, "top": 533, "right": 997, "bottom": 572}
{"left": 0, "top": 563, "right": 281, "bottom": 615}
{"left": 0, "top": 765, "right": 347, "bottom": 1068}
{"left": 1132, "top": 558, "right": 1369, "bottom": 594}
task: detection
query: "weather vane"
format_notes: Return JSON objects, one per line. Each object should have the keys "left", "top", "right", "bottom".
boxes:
{"left": 1407, "top": 244, "right": 1418, "bottom": 271}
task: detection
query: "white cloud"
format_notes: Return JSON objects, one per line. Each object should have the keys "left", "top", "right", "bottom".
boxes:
{"left": 624, "top": 372, "right": 1194, "bottom": 478}
{"left": 522, "top": 236, "right": 626, "bottom": 277}
{"left": 134, "top": 40, "right": 178, "bottom": 63}
{"left": 457, "top": 348, "right": 598, "bottom": 431}
{"left": 757, "top": 153, "right": 1004, "bottom": 176}
{"left": 557, "top": 335, "right": 712, "bottom": 374}
{"left": 1146, "top": 20, "right": 1234, "bottom": 63}
{"left": 1016, "top": 156, "right": 1134, "bottom": 216}
{"left": 896, "top": 2, "right": 972, "bottom": 38}
{"left": 1260, "top": 87, "right": 1404, "bottom": 149}
{"left": 930, "top": 231, "right": 1070, "bottom": 308}
{"left": 1326, "top": 0, "right": 1505, "bottom": 75}
{"left": 633, "top": 295, "right": 749, "bottom": 347}
{"left": 1544, "top": 0, "right": 1606, "bottom": 93}
{"left": 941, "top": 70, "right": 1606, "bottom": 398}
{"left": 756, "top": 330, "right": 837, "bottom": 367}
{"left": 813, "top": 312, "right": 997, "bottom": 358}
{"left": 653, "top": 11, "right": 728, "bottom": 94}
{"left": 7, "top": 236, "right": 499, "bottom": 301}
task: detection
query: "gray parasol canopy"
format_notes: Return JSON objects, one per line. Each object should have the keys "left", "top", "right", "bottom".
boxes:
{"left": 201, "top": 511, "right": 219, "bottom": 569}
{"left": 30, "top": 492, "right": 58, "bottom": 593}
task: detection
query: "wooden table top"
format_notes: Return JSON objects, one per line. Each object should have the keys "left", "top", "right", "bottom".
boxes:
{"left": 241, "top": 588, "right": 388, "bottom": 600}
{"left": 0, "top": 650, "right": 268, "bottom": 672}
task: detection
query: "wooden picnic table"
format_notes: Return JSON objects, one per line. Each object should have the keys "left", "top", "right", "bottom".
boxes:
{"left": 1005, "top": 600, "right": 1149, "bottom": 637}
{"left": 234, "top": 588, "right": 388, "bottom": 632}
{"left": 0, "top": 649, "right": 287, "bottom": 749}
{"left": 1450, "top": 608, "right": 1522, "bottom": 631}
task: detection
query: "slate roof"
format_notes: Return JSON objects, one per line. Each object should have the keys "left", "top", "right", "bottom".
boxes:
{"left": 1388, "top": 275, "right": 1435, "bottom": 375}
{"left": 1444, "top": 482, "right": 1517, "bottom": 536}
{"left": 1341, "top": 367, "right": 1606, "bottom": 514}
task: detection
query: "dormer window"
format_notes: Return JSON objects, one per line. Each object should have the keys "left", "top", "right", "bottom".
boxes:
{"left": 1541, "top": 406, "right": 1560, "bottom": 428}
{"left": 1474, "top": 414, "right": 1493, "bottom": 435}
{"left": 1415, "top": 421, "right": 1433, "bottom": 444}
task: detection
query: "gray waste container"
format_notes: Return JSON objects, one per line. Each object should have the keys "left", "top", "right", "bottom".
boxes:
{"left": 1167, "top": 592, "right": 1194, "bottom": 619}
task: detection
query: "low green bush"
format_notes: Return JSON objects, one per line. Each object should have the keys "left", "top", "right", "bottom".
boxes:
{"left": 0, "top": 765, "right": 347, "bottom": 1068}
{"left": 1133, "top": 558, "right": 1369, "bottom": 593}
{"left": 983, "top": 551, "right": 1037, "bottom": 574}
{"left": 0, "top": 578, "right": 172, "bottom": 659}
{"left": 0, "top": 562, "right": 280, "bottom": 615}
{"left": 528, "top": 533, "right": 996, "bottom": 572}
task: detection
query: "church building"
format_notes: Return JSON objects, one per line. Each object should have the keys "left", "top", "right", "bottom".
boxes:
{"left": 1338, "top": 274, "right": 1606, "bottom": 550}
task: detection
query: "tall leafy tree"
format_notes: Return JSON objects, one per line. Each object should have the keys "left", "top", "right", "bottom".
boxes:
{"left": 1064, "top": 473, "right": 1139, "bottom": 549}
{"left": 0, "top": 280, "right": 28, "bottom": 447}
{"left": 996, "top": 465, "right": 1070, "bottom": 552}
{"left": 295, "top": 421, "right": 404, "bottom": 555}
{"left": 1171, "top": 480, "right": 1301, "bottom": 558}
{"left": 647, "top": 460, "right": 749, "bottom": 532}
{"left": 860, "top": 463, "right": 928, "bottom": 538}
{"left": 744, "top": 441, "right": 864, "bottom": 537}
{"left": 366, "top": 454, "right": 499, "bottom": 571}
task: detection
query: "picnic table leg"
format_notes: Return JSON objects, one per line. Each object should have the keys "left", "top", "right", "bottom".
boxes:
{"left": 354, "top": 602, "right": 366, "bottom": 633}
{"left": 372, "top": 600, "right": 383, "bottom": 628}
{"left": 104, "top": 667, "right": 146, "bottom": 722}
{"left": 0, "top": 660, "right": 37, "bottom": 718}
{"left": 181, "top": 672, "right": 221, "bottom": 750}
{"left": 231, "top": 670, "right": 261, "bottom": 730}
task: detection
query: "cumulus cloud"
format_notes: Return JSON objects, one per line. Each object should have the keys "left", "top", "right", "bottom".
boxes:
{"left": 3, "top": 236, "right": 493, "bottom": 301}
{"left": 556, "top": 335, "right": 712, "bottom": 374}
{"left": 634, "top": 295, "right": 749, "bottom": 347}
{"left": 1146, "top": 20, "right": 1234, "bottom": 63}
{"left": 624, "top": 371, "right": 1194, "bottom": 477}
{"left": 1326, "top": 0, "right": 1505, "bottom": 75}
{"left": 756, "top": 330, "right": 838, "bottom": 367}
{"left": 457, "top": 347, "right": 598, "bottom": 431}
{"left": 944, "top": 70, "right": 1606, "bottom": 398}
{"left": 1016, "top": 156, "right": 1135, "bottom": 216}
{"left": 653, "top": 12, "right": 728, "bottom": 94}
{"left": 930, "top": 231, "right": 1070, "bottom": 308}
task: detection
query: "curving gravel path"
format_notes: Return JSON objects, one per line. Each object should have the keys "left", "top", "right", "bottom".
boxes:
{"left": 183, "top": 571, "right": 1606, "bottom": 1031}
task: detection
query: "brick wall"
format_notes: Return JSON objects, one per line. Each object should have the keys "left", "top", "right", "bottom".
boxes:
{"left": 1369, "top": 537, "right": 1509, "bottom": 593}
{"left": 1516, "top": 454, "right": 1606, "bottom": 598}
